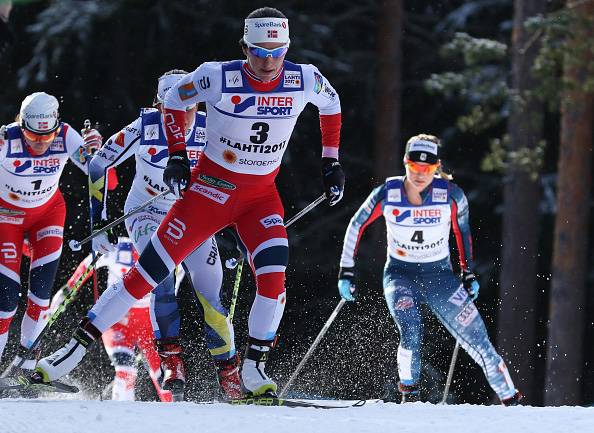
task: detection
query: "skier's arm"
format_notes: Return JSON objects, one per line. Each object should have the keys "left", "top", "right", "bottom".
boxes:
{"left": 88, "top": 117, "right": 140, "bottom": 223}
{"left": 339, "top": 185, "right": 385, "bottom": 268}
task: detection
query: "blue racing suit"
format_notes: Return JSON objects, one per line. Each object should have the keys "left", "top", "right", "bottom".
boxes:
{"left": 339, "top": 175, "right": 517, "bottom": 400}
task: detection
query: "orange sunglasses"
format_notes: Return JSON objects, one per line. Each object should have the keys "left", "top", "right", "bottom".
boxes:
{"left": 21, "top": 127, "right": 60, "bottom": 143}
{"left": 405, "top": 157, "right": 440, "bottom": 174}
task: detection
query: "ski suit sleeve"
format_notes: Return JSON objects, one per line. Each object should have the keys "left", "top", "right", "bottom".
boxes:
{"left": 339, "top": 184, "right": 386, "bottom": 268}
{"left": 89, "top": 117, "right": 141, "bottom": 223}
{"left": 302, "top": 64, "right": 341, "bottom": 160}
{"left": 449, "top": 182, "right": 474, "bottom": 271}
{"left": 63, "top": 123, "right": 89, "bottom": 174}
{"left": 163, "top": 62, "right": 222, "bottom": 154}
{"left": 0, "top": 124, "right": 7, "bottom": 163}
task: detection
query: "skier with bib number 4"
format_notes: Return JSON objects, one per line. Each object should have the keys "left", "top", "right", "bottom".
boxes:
{"left": 337, "top": 134, "right": 521, "bottom": 406}
{"left": 35, "top": 7, "right": 345, "bottom": 399}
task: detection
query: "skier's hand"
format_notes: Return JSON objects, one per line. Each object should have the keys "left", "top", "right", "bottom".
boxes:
{"left": 338, "top": 266, "right": 357, "bottom": 301}
{"left": 461, "top": 269, "right": 480, "bottom": 301}
{"left": 163, "top": 149, "right": 190, "bottom": 199}
{"left": 321, "top": 157, "right": 345, "bottom": 206}
{"left": 92, "top": 220, "right": 117, "bottom": 254}
{"left": 82, "top": 128, "right": 102, "bottom": 157}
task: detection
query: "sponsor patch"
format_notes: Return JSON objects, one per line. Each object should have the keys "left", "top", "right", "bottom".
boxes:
{"left": 226, "top": 71, "right": 243, "bottom": 88}
{"left": 313, "top": 72, "right": 323, "bottom": 93}
{"left": 37, "top": 225, "right": 63, "bottom": 241}
{"left": 387, "top": 188, "right": 401, "bottom": 202}
{"left": 178, "top": 82, "right": 198, "bottom": 101}
{"left": 284, "top": 71, "right": 302, "bottom": 88}
{"left": 114, "top": 132, "right": 126, "bottom": 147}
{"left": 194, "top": 127, "right": 206, "bottom": 143}
{"left": 455, "top": 302, "right": 478, "bottom": 327}
{"left": 432, "top": 188, "right": 448, "bottom": 203}
{"left": 448, "top": 286, "right": 469, "bottom": 307}
{"left": 50, "top": 139, "right": 64, "bottom": 151}
{"left": 260, "top": 214, "right": 284, "bottom": 228}
{"left": 144, "top": 125, "right": 159, "bottom": 141}
{"left": 0, "top": 207, "right": 25, "bottom": 216}
{"left": 190, "top": 183, "right": 230, "bottom": 204}
{"left": 0, "top": 216, "right": 24, "bottom": 224}
{"left": 11, "top": 140, "right": 23, "bottom": 154}
{"left": 198, "top": 174, "right": 236, "bottom": 190}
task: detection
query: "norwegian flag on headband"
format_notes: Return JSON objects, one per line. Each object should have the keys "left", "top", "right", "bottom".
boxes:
{"left": 268, "top": 30, "right": 278, "bottom": 38}
{"left": 38, "top": 121, "right": 49, "bottom": 130}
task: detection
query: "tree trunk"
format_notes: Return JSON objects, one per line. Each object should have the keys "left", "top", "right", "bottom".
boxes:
{"left": 544, "top": 0, "right": 594, "bottom": 406}
{"left": 370, "top": 0, "right": 403, "bottom": 261}
{"left": 497, "top": 0, "right": 545, "bottom": 405}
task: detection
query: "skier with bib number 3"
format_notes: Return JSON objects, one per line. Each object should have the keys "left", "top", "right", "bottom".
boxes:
{"left": 337, "top": 134, "right": 521, "bottom": 406}
{"left": 35, "top": 7, "right": 345, "bottom": 399}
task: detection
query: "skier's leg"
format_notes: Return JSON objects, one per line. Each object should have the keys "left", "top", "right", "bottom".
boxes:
{"left": 234, "top": 187, "right": 288, "bottom": 397}
{"left": 425, "top": 265, "right": 519, "bottom": 403}
{"left": 102, "top": 318, "right": 137, "bottom": 401}
{"left": 132, "top": 306, "right": 172, "bottom": 402}
{"left": 383, "top": 264, "right": 424, "bottom": 402}
{"left": 16, "top": 195, "right": 66, "bottom": 374}
{"left": 36, "top": 193, "right": 218, "bottom": 382}
{"left": 0, "top": 223, "right": 24, "bottom": 373}
{"left": 183, "top": 236, "right": 240, "bottom": 399}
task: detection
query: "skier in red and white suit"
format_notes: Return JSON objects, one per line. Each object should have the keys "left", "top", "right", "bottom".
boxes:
{"left": 37, "top": 7, "right": 345, "bottom": 398}
{"left": 55, "top": 237, "right": 172, "bottom": 402}
{"left": 0, "top": 92, "right": 99, "bottom": 376}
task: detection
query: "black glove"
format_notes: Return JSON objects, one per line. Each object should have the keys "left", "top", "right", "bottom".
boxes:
{"left": 337, "top": 266, "right": 357, "bottom": 301}
{"left": 321, "top": 157, "right": 345, "bottom": 206}
{"left": 461, "top": 269, "right": 480, "bottom": 301}
{"left": 163, "top": 150, "right": 191, "bottom": 199}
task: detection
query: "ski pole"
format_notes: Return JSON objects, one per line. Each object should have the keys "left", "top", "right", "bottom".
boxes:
{"left": 15, "top": 253, "right": 102, "bottom": 370}
{"left": 226, "top": 193, "right": 328, "bottom": 322}
{"left": 83, "top": 119, "right": 104, "bottom": 400}
{"left": 279, "top": 297, "right": 347, "bottom": 398}
{"left": 441, "top": 340, "right": 460, "bottom": 404}
{"left": 69, "top": 188, "right": 172, "bottom": 251}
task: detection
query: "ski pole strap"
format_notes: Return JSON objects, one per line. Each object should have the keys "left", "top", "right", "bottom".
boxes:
{"left": 15, "top": 253, "right": 102, "bottom": 369}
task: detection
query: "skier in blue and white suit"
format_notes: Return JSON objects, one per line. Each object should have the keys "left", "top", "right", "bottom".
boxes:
{"left": 337, "top": 134, "right": 521, "bottom": 406}
{"left": 88, "top": 70, "right": 240, "bottom": 401}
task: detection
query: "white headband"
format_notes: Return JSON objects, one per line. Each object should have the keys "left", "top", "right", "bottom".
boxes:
{"left": 244, "top": 18, "right": 289, "bottom": 44}
{"left": 408, "top": 140, "right": 439, "bottom": 156}
{"left": 156, "top": 73, "right": 186, "bottom": 104}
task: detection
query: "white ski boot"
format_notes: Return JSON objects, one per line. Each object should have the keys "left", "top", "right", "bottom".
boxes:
{"left": 240, "top": 337, "right": 277, "bottom": 397}
{"left": 35, "top": 317, "right": 101, "bottom": 382}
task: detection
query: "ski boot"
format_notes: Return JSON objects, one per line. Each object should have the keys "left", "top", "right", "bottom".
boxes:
{"left": 214, "top": 353, "right": 242, "bottom": 400}
{"left": 154, "top": 337, "right": 185, "bottom": 402}
{"left": 1, "top": 345, "right": 41, "bottom": 398}
{"left": 399, "top": 382, "right": 421, "bottom": 403}
{"left": 240, "top": 337, "right": 277, "bottom": 397}
{"left": 501, "top": 390, "right": 522, "bottom": 406}
{"left": 36, "top": 316, "right": 101, "bottom": 382}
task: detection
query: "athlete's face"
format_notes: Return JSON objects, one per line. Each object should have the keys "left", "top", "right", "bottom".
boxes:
{"left": 184, "top": 105, "right": 197, "bottom": 133}
{"left": 23, "top": 136, "right": 53, "bottom": 156}
{"left": 405, "top": 160, "right": 436, "bottom": 193}
{"left": 243, "top": 42, "right": 287, "bottom": 82}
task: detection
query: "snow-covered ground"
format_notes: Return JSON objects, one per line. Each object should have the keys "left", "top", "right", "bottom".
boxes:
{"left": 1, "top": 395, "right": 593, "bottom": 433}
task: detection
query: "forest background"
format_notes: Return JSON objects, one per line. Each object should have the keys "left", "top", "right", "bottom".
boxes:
{"left": 0, "top": 0, "right": 592, "bottom": 407}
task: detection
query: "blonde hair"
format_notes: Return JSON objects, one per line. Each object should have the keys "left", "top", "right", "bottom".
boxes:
{"left": 405, "top": 133, "right": 453, "bottom": 180}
